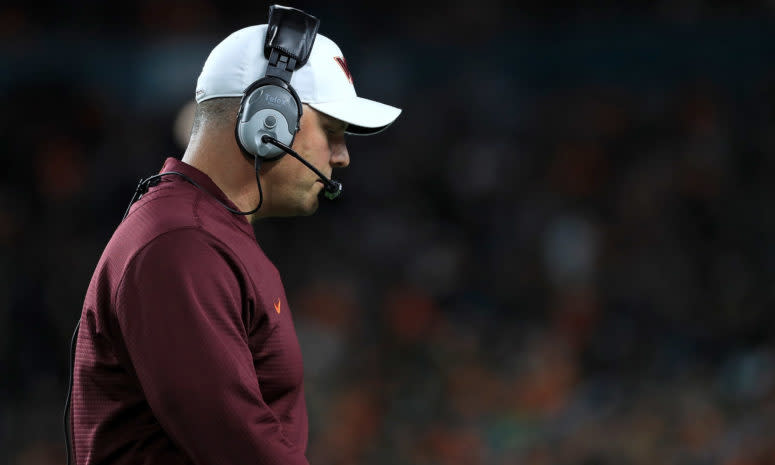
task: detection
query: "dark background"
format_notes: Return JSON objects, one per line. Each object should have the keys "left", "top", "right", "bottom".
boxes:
{"left": 2, "top": 1, "right": 775, "bottom": 464}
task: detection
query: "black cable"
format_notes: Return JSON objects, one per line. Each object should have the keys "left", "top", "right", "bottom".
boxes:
{"left": 121, "top": 156, "right": 264, "bottom": 222}
{"left": 63, "top": 319, "right": 80, "bottom": 465}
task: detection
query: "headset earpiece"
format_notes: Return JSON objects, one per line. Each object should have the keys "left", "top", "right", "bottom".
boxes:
{"left": 236, "top": 76, "right": 303, "bottom": 160}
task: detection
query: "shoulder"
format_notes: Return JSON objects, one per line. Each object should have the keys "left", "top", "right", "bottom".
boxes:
{"left": 105, "top": 181, "right": 231, "bottom": 276}
{"left": 127, "top": 227, "right": 242, "bottom": 278}
{"left": 113, "top": 227, "right": 249, "bottom": 311}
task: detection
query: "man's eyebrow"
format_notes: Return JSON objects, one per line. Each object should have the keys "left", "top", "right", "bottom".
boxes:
{"left": 321, "top": 115, "right": 348, "bottom": 130}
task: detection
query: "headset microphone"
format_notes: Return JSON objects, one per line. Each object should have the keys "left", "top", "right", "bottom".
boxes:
{"left": 262, "top": 135, "right": 343, "bottom": 200}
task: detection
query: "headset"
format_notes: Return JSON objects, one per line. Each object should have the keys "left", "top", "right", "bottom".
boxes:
{"left": 236, "top": 5, "right": 316, "bottom": 161}
{"left": 235, "top": 5, "right": 342, "bottom": 200}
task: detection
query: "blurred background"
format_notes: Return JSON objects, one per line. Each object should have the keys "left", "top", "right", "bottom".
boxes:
{"left": 2, "top": 1, "right": 775, "bottom": 464}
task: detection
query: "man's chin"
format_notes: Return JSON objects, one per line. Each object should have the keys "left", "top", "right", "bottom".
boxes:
{"left": 292, "top": 194, "right": 320, "bottom": 217}
{"left": 302, "top": 196, "right": 320, "bottom": 216}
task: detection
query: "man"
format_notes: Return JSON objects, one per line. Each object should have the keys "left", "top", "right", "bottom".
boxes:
{"left": 67, "top": 11, "right": 401, "bottom": 465}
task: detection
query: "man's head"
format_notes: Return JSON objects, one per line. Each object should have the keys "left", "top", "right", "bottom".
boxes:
{"left": 184, "top": 22, "right": 400, "bottom": 221}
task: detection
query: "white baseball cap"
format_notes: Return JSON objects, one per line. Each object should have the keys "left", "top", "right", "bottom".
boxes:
{"left": 195, "top": 24, "right": 401, "bottom": 135}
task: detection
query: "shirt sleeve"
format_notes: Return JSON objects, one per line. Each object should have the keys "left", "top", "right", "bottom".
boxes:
{"left": 114, "top": 228, "right": 309, "bottom": 465}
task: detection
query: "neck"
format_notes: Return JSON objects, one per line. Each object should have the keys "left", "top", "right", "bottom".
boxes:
{"left": 182, "top": 129, "right": 265, "bottom": 223}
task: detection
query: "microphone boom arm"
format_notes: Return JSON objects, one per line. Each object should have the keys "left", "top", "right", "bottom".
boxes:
{"left": 261, "top": 135, "right": 342, "bottom": 200}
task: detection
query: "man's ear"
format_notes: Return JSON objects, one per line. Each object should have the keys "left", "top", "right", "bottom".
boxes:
{"left": 298, "top": 103, "right": 311, "bottom": 132}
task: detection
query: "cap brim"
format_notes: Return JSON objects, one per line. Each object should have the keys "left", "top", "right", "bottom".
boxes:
{"left": 308, "top": 97, "right": 402, "bottom": 136}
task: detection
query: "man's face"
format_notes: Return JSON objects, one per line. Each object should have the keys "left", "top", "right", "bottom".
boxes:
{"left": 257, "top": 105, "right": 349, "bottom": 218}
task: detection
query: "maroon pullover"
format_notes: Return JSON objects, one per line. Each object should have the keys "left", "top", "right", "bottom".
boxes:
{"left": 70, "top": 158, "right": 309, "bottom": 465}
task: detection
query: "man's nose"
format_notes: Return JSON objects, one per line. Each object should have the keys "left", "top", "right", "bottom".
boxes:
{"left": 330, "top": 137, "right": 350, "bottom": 168}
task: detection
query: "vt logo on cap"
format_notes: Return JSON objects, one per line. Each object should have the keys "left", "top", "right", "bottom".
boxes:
{"left": 334, "top": 56, "right": 353, "bottom": 84}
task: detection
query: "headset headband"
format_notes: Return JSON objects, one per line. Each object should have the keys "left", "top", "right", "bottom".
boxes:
{"left": 264, "top": 5, "right": 320, "bottom": 83}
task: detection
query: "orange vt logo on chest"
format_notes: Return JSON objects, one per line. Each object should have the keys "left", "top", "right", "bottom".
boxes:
{"left": 274, "top": 298, "right": 282, "bottom": 314}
